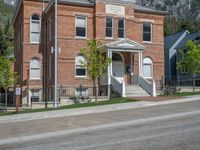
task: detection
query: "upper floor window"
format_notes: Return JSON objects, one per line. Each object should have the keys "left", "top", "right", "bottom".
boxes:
{"left": 118, "top": 18, "right": 125, "bottom": 38}
{"left": 143, "top": 22, "right": 152, "bottom": 42}
{"left": 76, "top": 16, "right": 87, "bottom": 38}
{"left": 75, "top": 55, "right": 87, "bottom": 77}
{"left": 106, "top": 17, "right": 113, "bottom": 38}
{"left": 30, "top": 14, "right": 41, "bottom": 43}
{"left": 30, "top": 58, "right": 40, "bottom": 79}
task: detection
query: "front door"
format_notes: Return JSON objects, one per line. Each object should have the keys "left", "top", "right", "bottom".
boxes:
{"left": 112, "top": 53, "right": 124, "bottom": 83}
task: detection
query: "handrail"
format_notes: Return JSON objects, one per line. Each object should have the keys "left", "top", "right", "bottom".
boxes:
{"left": 138, "top": 76, "right": 156, "bottom": 97}
{"left": 111, "top": 75, "right": 125, "bottom": 97}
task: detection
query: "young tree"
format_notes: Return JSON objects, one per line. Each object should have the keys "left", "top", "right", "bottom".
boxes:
{"left": 177, "top": 40, "right": 200, "bottom": 92}
{"left": 80, "top": 40, "right": 111, "bottom": 101}
{"left": 0, "top": 56, "right": 16, "bottom": 111}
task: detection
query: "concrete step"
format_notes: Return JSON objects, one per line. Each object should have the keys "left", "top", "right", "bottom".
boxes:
{"left": 125, "top": 84, "right": 150, "bottom": 97}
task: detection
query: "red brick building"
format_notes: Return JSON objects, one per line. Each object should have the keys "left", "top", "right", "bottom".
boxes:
{"left": 13, "top": 0, "right": 166, "bottom": 107}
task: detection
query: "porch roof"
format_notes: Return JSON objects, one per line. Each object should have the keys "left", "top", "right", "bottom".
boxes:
{"left": 106, "top": 38, "right": 144, "bottom": 52}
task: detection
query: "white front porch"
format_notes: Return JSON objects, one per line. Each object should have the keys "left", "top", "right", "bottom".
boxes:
{"left": 106, "top": 38, "right": 156, "bottom": 98}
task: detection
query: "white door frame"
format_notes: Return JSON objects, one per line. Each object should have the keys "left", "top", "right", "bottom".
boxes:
{"left": 112, "top": 52, "right": 124, "bottom": 83}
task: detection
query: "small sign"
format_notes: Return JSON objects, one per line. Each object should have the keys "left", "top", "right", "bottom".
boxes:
{"left": 15, "top": 87, "right": 21, "bottom": 96}
{"left": 106, "top": 4, "right": 125, "bottom": 16}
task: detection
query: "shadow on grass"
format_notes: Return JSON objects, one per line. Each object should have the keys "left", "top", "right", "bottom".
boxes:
{"left": 0, "top": 98, "right": 139, "bottom": 116}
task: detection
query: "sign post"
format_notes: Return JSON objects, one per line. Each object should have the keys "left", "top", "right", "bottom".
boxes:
{"left": 15, "top": 86, "right": 21, "bottom": 113}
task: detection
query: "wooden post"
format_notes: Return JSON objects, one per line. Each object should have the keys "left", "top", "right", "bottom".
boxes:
{"left": 15, "top": 86, "right": 21, "bottom": 113}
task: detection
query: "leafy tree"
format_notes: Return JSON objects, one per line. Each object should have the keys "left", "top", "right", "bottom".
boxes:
{"left": 0, "top": 56, "right": 17, "bottom": 111}
{"left": 0, "top": 26, "right": 8, "bottom": 55}
{"left": 177, "top": 40, "right": 200, "bottom": 91}
{"left": 80, "top": 40, "right": 111, "bottom": 101}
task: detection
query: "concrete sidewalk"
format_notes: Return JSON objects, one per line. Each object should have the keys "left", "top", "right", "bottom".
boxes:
{"left": 0, "top": 95, "right": 200, "bottom": 124}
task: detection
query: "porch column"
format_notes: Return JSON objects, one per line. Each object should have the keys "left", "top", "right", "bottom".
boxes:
{"left": 107, "top": 50, "right": 112, "bottom": 99}
{"left": 130, "top": 52, "right": 133, "bottom": 76}
{"left": 138, "top": 52, "right": 143, "bottom": 77}
{"left": 140, "top": 52, "right": 143, "bottom": 77}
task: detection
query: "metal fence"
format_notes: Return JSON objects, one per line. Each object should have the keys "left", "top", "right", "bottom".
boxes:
{"left": 46, "top": 84, "right": 109, "bottom": 102}
{"left": 165, "top": 75, "right": 200, "bottom": 86}
{"left": 0, "top": 92, "right": 15, "bottom": 110}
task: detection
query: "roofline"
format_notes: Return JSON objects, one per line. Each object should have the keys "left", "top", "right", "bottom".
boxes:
{"left": 134, "top": 8, "right": 168, "bottom": 16}
{"left": 44, "top": 0, "right": 95, "bottom": 14}
{"left": 169, "top": 30, "right": 190, "bottom": 58}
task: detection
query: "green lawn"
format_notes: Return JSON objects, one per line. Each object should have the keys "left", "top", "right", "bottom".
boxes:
{"left": 0, "top": 98, "right": 138, "bottom": 116}
{"left": 159, "top": 91, "right": 200, "bottom": 97}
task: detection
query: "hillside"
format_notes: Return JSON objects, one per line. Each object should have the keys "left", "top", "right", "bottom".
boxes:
{"left": 0, "top": 0, "right": 16, "bottom": 28}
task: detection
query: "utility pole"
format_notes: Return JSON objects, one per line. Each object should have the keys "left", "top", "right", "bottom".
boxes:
{"left": 54, "top": 0, "right": 58, "bottom": 108}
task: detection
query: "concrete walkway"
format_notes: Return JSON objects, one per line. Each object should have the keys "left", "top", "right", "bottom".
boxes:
{"left": 0, "top": 95, "right": 200, "bottom": 124}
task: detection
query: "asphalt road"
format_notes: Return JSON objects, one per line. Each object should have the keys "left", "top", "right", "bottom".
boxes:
{"left": 1, "top": 101, "right": 200, "bottom": 150}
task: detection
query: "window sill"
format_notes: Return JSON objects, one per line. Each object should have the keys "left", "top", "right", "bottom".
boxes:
{"left": 75, "top": 37, "right": 87, "bottom": 40}
{"left": 143, "top": 77, "right": 153, "bottom": 79}
{"left": 75, "top": 76, "right": 88, "bottom": 80}
{"left": 105, "top": 37, "right": 114, "bottom": 40}
{"left": 29, "top": 79, "right": 41, "bottom": 81}
{"left": 30, "top": 42, "right": 40, "bottom": 45}
{"left": 142, "top": 41, "right": 152, "bottom": 44}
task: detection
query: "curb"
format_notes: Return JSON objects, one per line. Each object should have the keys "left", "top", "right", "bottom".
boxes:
{"left": 0, "top": 96, "right": 200, "bottom": 124}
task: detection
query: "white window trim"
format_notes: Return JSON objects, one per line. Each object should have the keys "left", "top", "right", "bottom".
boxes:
{"left": 75, "top": 16, "right": 87, "bottom": 39}
{"left": 143, "top": 57, "right": 153, "bottom": 79}
{"left": 30, "top": 58, "right": 41, "bottom": 80}
{"left": 142, "top": 22, "right": 152, "bottom": 43}
{"left": 30, "top": 14, "right": 41, "bottom": 44}
{"left": 117, "top": 18, "right": 125, "bottom": 39}
{"left": 75, "top": 88, "right": 89, "bottom": 97}
{"left": 105, "top": 17, "right": 114, "bottom": 39}
{"left": 75, "top": 55, "right": 87, "bottom": 78}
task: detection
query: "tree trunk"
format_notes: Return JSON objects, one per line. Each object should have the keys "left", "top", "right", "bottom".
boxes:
{"left": 5, "top": 89, "right": 7, "bottom": 112}
{"left": 193, "top": 75, "right": 195, "bottom": 92}
{"left": 98, "top": 77, "right": 100, "bottom": 96}
{"left": 93, "top": 79, "right": 97, "bottom": 102}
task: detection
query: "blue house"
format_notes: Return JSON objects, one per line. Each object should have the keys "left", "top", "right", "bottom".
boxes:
{"left": 164, "top": 30, "right": 200, "bottom": 85}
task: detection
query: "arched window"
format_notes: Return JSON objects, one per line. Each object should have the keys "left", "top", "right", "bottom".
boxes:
{"left": 30, "top": 58, "right": 40, "bottom": 79}
{"left": 112, "top": 53, "right": 123, "bottom": 62}
{"left": 75, "top": 55, "right": 87, "bottom": 77}
{"left": 143, "top": 57, "right": 153, "bottom": 78}
{"left": 30, "top": 14, "right": 40, "bottom": 43}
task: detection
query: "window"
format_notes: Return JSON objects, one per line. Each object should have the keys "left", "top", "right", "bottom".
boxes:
{"left": 30, "top": 89, "right": 40, "bottom": 102}
{"left": 30, "top": 58, "right": 40, "bottom": 79}
{"left": 143, "top": 57, "right": 153, "bottom": 78}
{"left": 106, "top": 17, "right": 113, "bottom": 38}
{"left": 75, "top": 88, "right": 88, "bottom": 97}
{"left": 76, "top": 16, "right": 87, "bottom": 38}
{"left": 30, "top": 14, "right": 40, "bottom": 43}
{"left": 75, "top": 55, "right": 87, "bottom": 77}
{"left": 143, "top": 22, "right": 152, "bottom": 42}
{"left": 118, "top": 18, "right": 125, "bottom": 38}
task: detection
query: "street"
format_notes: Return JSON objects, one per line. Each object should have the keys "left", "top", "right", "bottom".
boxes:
{"left": 0, "top": 100, "right": 200, "bottom": 150}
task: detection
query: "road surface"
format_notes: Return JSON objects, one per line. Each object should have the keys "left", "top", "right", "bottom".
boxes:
{"left": 0, "top": 100, "right": 200, "bottom": 150}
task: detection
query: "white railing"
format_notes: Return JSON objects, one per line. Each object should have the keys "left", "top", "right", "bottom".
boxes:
{"left": 138, "top": 76, "right": 156, "bottom": 97}
{"left": 111, "top": 75, "right": 125, "bottom": 97}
